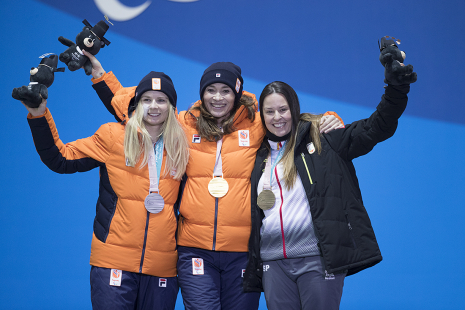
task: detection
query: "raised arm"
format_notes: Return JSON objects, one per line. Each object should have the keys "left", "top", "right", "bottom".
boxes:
{"left": 325, "top": 38, "right": 416, "bottom": 160}
{"left": 327, "top": 84, "right": 410, "bottom": 161}
{"left": 83, "top": 51, "right": 132, "bottom": 122}
{"left": 24, "top": 99, "right": 106, "bottom": 174}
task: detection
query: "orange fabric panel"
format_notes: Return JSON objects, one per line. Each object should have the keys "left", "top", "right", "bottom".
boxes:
{"left": 177, "top": 97, "right": 265, "bottom": 252}
{"left": 42, "top": 108, "right": 179, "bottom": 277}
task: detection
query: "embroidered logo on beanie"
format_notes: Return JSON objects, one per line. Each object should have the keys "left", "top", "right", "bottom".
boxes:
{"left": 235, "top": 78, "right": 241, "bottom": 93}
{"left": 152, "top": 78, "right": 161, "bottom": 90}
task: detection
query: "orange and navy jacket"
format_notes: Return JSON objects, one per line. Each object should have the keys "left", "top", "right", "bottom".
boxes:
{"left": 27, "top": 106, "right": 179, "bottom": 277}
{"left": 91, "top": 72, "right": 343, "bottom": 253}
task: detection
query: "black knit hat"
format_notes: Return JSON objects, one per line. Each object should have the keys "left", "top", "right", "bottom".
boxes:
{"left": 199, "top": 62, "right": 243, "bottom": 104}
{"left": 129, "top": 71, "right": 177, "bottom": 115}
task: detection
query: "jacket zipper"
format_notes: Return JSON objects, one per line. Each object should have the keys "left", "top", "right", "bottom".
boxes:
{"left": 275, "top": 167, "right": 287, "bottom": 258}
{"left": 139, "top": 211, "right": 150, "bottom": 273}
{"left": 301, "top": 153, "right": 313, "bottom": 184}
{"left": 212, "top": 198, "right": 219, "bottom": 251}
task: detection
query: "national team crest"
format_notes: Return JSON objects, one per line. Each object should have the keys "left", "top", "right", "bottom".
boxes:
{"left": 192, "top": 258, "right": 204, "bottom": 275}
{"left": 238, "top": 130, "right": 249, "bottom": 146}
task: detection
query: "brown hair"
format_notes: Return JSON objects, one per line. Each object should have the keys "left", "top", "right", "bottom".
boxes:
{"left": 259, "top": 81, "right": 323, "bottom": 190}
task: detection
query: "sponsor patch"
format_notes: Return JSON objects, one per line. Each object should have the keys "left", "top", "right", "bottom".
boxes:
{"left": 235, "top": 78, "right": 241, "bottom": 93}
{"left": 325, "top": 270, "right": 335, "bottom": 280}
{"left": 152, "top": 78, "right": 161, "bottom": 90}
{"left": 159, "top": 278, "right": 167, "bottom": 287}
{"left": 238, "top": 130, "right": 250, "bottom": 147}
{"left": 307, "top": 142, "right": 315, "bottom": 154}
{"left": 192, "top": 134, "right": 201, "bottom": 144}
{"left": 110, "top": 269, "right": 122, "bottom": 286}
{"left": 192, "top": 258, "right": 204, "bottom": 275}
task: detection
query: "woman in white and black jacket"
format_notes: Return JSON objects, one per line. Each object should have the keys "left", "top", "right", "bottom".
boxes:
{"left": 242, "top": 78, "right": 413, "bottom": 309}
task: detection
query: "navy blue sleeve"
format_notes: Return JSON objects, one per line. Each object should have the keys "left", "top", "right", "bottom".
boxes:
{"left": 27, "top": 116, "right": 101, "bottom": 174}
{"left": 92, "top": 80, "right": 121, "bottom": 122}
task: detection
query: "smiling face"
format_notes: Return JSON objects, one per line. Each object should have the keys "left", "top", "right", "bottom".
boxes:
{"left": 202, "top": 83, "right": 236, "bottom": 124}
{"left": 140, "top": 90, "right": 170, "bottom": 128}
{"left": 262, "top": 93, "right": 293, "bottom": 137}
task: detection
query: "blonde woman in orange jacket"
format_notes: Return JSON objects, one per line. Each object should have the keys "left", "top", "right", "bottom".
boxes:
{"left": 23, "top": 71, "right": 189, "bottom": 310}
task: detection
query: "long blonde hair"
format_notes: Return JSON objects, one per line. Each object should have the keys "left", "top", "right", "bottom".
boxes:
{"left": 278, "top": 113, "right": 323, "bottom": 190}
{"left": 124, "top": 101, "right": 189, "bottom": 180}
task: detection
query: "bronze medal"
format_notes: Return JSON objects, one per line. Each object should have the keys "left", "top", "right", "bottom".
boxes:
{"left": 257, "top": 190, "right": 276, "bottom": 210}
{"left": 144, "top": 192, "right": 165, "bottom": 213}
{"left": 208, "top": 177, "right": 229, "bottom": 198}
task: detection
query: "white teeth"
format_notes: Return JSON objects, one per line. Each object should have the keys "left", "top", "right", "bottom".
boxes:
{"left": 273, "top": 123, "right": 285, "bottom": 128}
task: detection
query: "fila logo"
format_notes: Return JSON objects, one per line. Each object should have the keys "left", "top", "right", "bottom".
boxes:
{"left": 159, "top": 278, "right": 167, "bottom": 287}
{"left": 216, "top": 73, "right": 221, "bottom": 77}
{"left": 192, "top": 134, "right": 201, "bottom": 143}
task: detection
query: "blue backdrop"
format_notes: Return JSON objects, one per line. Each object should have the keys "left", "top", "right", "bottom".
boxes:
{"left": 1, "top": 0, "right": 464, "bottom": 309}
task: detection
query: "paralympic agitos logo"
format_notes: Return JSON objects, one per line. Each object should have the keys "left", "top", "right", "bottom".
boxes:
{"left": 94, "top": 0, "right": 199, "bottom": 21}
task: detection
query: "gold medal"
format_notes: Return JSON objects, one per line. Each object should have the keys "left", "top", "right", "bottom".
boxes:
{"left": 257, "top": 190, "right": 276, "bottom": 210}
{"left": 208, "top": 177, "right": 229, "bottom": 198}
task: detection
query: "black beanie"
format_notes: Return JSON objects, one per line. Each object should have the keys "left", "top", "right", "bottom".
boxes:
{"left": 199, "top": 62, "right": 243, "bottom": 104}
{"left": 129, "top": 71, "right": 177, "bottom": 116}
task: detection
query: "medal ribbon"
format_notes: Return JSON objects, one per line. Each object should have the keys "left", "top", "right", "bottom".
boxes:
{"left": 148, "top": 136, "right": 164, "bottom": 194}
{"left": 267, "top": 141, "right": 286, "bottom": 187}
{"left": 212, "top": 138, "right": 224, "bottom": 177}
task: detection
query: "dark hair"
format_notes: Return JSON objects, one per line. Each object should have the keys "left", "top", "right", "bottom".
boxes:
{"left": 259, "top": 81, "right": 301, "bottom": 139}
{"left": 259, "top": 81, "right": 323, "bottom": 190}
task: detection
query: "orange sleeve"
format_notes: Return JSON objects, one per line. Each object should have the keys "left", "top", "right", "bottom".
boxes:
{"left": 324, "top": 111, "right": 345, "bottom": 127}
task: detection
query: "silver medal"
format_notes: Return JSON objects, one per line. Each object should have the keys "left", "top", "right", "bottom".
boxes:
{"left": 144, "top": 192, "right": 165, "bottom": 213}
